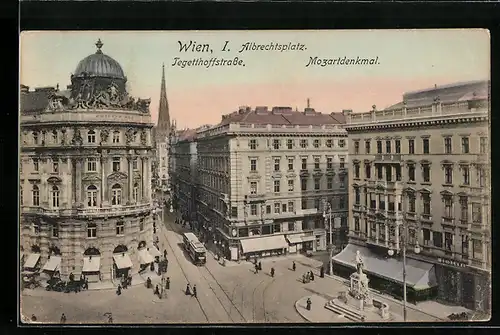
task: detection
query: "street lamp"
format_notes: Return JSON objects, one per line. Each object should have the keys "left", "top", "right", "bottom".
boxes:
{"left": 387, "top": 221, "right": 421, "bottom": 322}
{"left": 323, "top": 201, "right": 334, "bottom": 276}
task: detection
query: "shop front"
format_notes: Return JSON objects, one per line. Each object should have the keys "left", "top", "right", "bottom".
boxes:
{"left": 240, "top": 235, "right": 289, "bottom": 261}
{"left": 112, "top": 245, "right": 133, "bottom": 279}
{"left": 82, "top": 247, "right": 101, "bottom": 283}
{"left": 42, "top": 255, "right": 62, "bottom": 278}
{"left": 332, "top": 244, "right": 438, "bottom": 303}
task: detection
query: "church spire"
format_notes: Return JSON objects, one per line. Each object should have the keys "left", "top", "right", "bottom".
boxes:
{"left": 156, "top": 63, "right": 170, "bottom": 142}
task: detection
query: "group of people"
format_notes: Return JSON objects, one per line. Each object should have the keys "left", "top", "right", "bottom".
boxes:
{"left": 302, "top": 271, "right": 315, "bottom": 283}
{"left": 69, "top": 272, "right": 90, "bottom": 291}
{"left": 185, "top": 283, "right": 197, "bottom": 298}
{"left": 149, "top": 274, "right": 171, "bottom": 299}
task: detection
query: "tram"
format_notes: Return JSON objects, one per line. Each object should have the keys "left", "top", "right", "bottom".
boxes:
{"left": 182, "top": 232, "right": 207, "bottom": 266}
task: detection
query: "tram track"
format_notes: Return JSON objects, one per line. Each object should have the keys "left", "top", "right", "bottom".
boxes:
{"left": 158, "top": 220, "right": 210, "bottom": 322}
{"left": 163, "top": 217, "right": 246, "bottom": 323}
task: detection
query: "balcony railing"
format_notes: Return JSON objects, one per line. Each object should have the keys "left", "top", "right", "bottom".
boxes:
{"left": 22, "top": 204, "right": 153, "bottom": 218}
{"left": 374, "top": 154, "right": 403, "bottom": 162}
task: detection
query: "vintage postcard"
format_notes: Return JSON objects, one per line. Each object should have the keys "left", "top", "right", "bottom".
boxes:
{"left": 19, "top": 30, "right": 490, "bottom": 324}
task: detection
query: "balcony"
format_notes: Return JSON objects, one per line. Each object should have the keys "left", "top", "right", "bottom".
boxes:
{"left": 22, "top": 204, "right": 153, "bottom": 218}
{"left": 244, "top": 194, "right": 266, "bottom": 203}
{"left": 374, "top": 154, "right": 403, "bottom": 163}
{"left": 441, "top": 217, "right": 455, "bottom": 228}
{"left": 420, "top": 214, "right": 433, "bottom": 224}
{"left": 299, "top": 169, "right": 310, "bottom": 177}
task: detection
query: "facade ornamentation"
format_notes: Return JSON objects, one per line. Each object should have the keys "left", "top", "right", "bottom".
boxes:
{"left": 100, "top": 128, "right": 110, "bottom": 143}
{"left": 140, "top": 130, "right": 147, "bottom": 145}
{"left": 71, "top": 128, "right": 83, "bottom": 146}
{"left": 125, "top": 128, "right": 134, "bottom": 145}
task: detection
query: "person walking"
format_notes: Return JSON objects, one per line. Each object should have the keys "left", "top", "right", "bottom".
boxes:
{"left": 163, "top": 249, "right": 167, "bottom": 258}
{"left": 116, "top": 284, "right": 122, "bottom": 296}
{"left": 185, "top": 283, "right": 191, "bottom": 296}
{"left": 306, "top": 298, "right": 312, "bottom": 311}
{"left": 292, "top": 261, "right": 296, "bottom": 271}
{"left": 60, "top": 313, "right": 66, "bottom": 324}
{"left": 254, "top": 263, "right": 259, "bottom": 274}
{"left": 320, "top": 266, "right": 325, "bottom": 278}
{"left": 270, "top": 267, "right": 275, "bottom": 278}
{"left": 166, "top": 277, "right": 170, "bottom": 290}
{"left": 258, "top": 261, "right": 262, "bottom": 271}
{"left": 154, "top": 284, "right": 160, "bottom": 296}
{"left": 310, "top": 271, "right": 315, "bottom": 281}
{"left": 192, "top": 284, "right": 197, "bottom": 298}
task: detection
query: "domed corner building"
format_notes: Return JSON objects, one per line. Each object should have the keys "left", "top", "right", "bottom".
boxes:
{"left": 20, "top": 39, "right": 161, "bottom": 284}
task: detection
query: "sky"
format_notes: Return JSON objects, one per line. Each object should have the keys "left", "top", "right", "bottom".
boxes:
{"left": 20, "top": 30, "right": 490, "bottom": 129}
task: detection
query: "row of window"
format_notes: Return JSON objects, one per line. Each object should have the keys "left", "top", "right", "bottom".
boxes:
{"left": 352, "top": 161, "right": 486, "bottom": 187}
{"left": 249, "top": 138, "right": 347, "bottom": 150}
{"left": 22, "top": 183, "right": 139, "bottom": 207}
{"left": 353, "top": 188, "right": 483, "bottom": 222}
{"left": 30, "top": 219, "right": 145, "bottom": 238}
{"left": 353, "top": 136, "right": 488, "bottom": 155}
{"left": 250, "top": 156, "right": 346, "bottom": 172}
{"left": 247, "top": 197, "right": 347, "bottom": 216}
{"left": 353, "top": 220, "right": 484, "bottom": 259}
{"left": 26, "top": 157, "right": 141, "bottom": 174}
{"left": 29, "top": 130, "right": 137, "bottom": 145}
{"left": 250, "top": 175, "right": 346, "bottom": 195}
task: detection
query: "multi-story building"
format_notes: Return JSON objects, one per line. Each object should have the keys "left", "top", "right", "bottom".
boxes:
{"left": 154, "top": 64, "right": 171, "bottom": 193}
{"left": 334, "top": 80, "right": 490, "bottom": 311}
{"left": 20, "top": 39, "right": 158, "bottom": 283}
{"left": 195, "top": 106, "right": 349, "bottom": 261}
{"left": 170, "top": 128, "right": 198, "bottom": 222}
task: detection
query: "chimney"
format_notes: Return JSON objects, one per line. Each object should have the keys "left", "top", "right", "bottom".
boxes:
{"left": 304, "top": 107, "right": 316, "bottom": 115}
{"left": 341, "top": 109, "right": 353, "bottom": 115}
{"left": 307, "top": 98, "right": 310, "bottom": 108}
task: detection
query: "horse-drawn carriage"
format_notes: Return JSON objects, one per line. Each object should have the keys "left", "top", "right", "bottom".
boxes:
{"left": 22, "top": 271, "right": 42, "bottom": 290}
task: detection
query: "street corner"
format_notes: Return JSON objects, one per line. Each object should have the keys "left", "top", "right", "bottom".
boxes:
{"left": 294, "top": 294, "right": 330, "bottom": 323}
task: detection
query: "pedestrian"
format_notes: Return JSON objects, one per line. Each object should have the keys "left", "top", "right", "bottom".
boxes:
{"left": 60, "top": 313, "right": 66, "bottom": 324}
{"left": 310, "top": 271, "right": 315, "bottom": 281}
{"left": 258, "top": 261, "right": 262, "bottom": 271}
{"left": 320, "top": 266, "right": 325, "bottom": 278}
{"left": 306, "top": 297, "right": 312, "bottom": 311}
{"left": 116, "top": 284, "right": 122, "bottom": 296}
{"left": 302, "top": 273, "right": 307, "bottom": 284}
{"left": 292, "top": 261, "right": 296, "bottom": 271}
{"left": 84, "top": 278, "right": 89, "bottom": 290}
{"left": 192, "top": 284, "right": 197, "bottom": 298}
{"left": 254, "top": 263, "right": 259, "bottom": 274}
{"left": 154, "top": 284, "right": 160, "bottom": 297}
{"left": 163, "top": 249, "right": 167, "bottom": 258}
{"left": 185, "top": 283, "right": 191, "bottom": 295}
{"left": 166, "top": 277, "right": 170, "bottom": 290}
{"left": 150, "top": 262, "right": 155, "bottom": 272}
{"left": 270, "top": 267, "right": 275, "bottom": 278}
{"left": 69, "top": 272, "right": 74, "bottom": 282}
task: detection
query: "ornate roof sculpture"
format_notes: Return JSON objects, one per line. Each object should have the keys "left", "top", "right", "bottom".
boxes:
{"left": 42, "top": 39, "right": 151, "bottom": 113}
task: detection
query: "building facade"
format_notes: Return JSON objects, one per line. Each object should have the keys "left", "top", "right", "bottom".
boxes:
{"left": 336, "top": 80, "right": 490, "bottom": 311}
{"left": 195, "top": 106, "right": 349, "bottom": 261}
{"left": 20, "top": 40, "right": 158, "bottom": 283}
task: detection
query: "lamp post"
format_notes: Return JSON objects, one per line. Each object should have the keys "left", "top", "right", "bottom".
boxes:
{"left": 387, "top": 219, "right": 421, "bottom": 322}
{"left": 323, "top": 201, "right": 333, "bottom": 276}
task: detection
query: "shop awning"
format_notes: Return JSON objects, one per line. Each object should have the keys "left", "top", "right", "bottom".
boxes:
{"left": 42, "top": 256, "right": 62, "bottom": 272}
{"left": 286, "top": 234, "right": 304, "bottom": 244}
{"left": 332, "top": 244, "right": 437, "bottom": 290}
{"left": 113, "top": 253, "right": 133, "bottom": 269}
{"left": 24, "top": 253, "right": 41, "bottom": 269}
{"left": 83, "top": 256, "right": 101, "bottom": 272}
{"left": 137, "top": 248, "right": 154, "bottom": 264}
{"left": 240, "top": 235, "right": 289, "bottom": 254}
{"left": 301, "top": 235, "right": 316, "bottom": 242}
{"left": 148, "top": 245, "right": 161, "bottom": 258}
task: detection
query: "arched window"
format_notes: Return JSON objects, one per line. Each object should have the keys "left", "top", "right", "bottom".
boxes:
{"left": 87, "top": 130, "right": 96, "bottom": 144}
{"left": 87, "top": 185, "right": 98, "bottom": 207}
{"left": 133, "top": 183, "right": 139, "bottom": 202}
{"left": 20, "top": 186, "right": 23, "bottom": 206}
{"left": 51, "top": 185, "right": 60, "bottom": 208}
{"left": 112, "top": 131, "right": 120, "bottom": 144}
{"left": 52, "top": 130, "right": 58, "bottom": 143}
{"left": 111, "top": 184, "right": 122, "bottom": 205}
{"left": 32, "top": 185, "right": 40, "bottom": 206}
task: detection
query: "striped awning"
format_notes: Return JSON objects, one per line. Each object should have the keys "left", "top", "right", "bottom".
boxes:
{"left": 24, "top": 253, "right": 41, "bottom": 269}
{"left": 113, "top": 253, "right": 133, "bottom": 269}
{"left": 42, "top": 256, "right": 62, "bottom": 272}
{"left": 83, "top": 256, "right": 101, "bottom": 272}
{"left": 286, "top": 234, "right": 304, "bottom": 244}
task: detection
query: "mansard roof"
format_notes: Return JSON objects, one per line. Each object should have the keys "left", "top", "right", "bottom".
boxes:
{"left": 385, "top": 80, "right": 489, "bottom": 110}
{"left": 218, "top": 106, "right": 346, "bottom": 127}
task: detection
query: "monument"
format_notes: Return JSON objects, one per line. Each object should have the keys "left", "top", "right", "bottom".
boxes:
{"left": 324, "top": 250, "right": 396, "bottom": 321}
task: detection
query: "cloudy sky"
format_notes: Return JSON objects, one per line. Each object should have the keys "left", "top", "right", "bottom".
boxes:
{"left": 20, "top": 30, "right": 489, "bottom": 128}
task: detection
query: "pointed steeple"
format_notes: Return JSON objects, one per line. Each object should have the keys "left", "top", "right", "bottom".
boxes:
{"left": 156, "top": 63, "right": 170, "bottom": 143}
